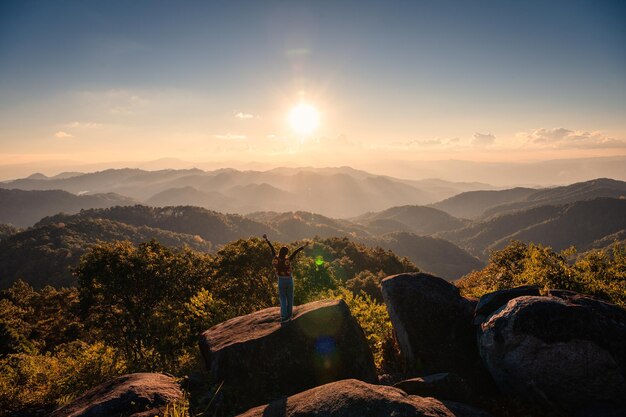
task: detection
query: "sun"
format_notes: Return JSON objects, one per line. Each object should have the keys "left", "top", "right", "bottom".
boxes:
{"left": 288, "top": 103, "right": 319, "bottom": 136}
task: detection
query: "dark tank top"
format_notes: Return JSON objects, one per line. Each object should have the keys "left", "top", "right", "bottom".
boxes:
{"left": 273, "top": 256, "right": 291, "bottom": 276}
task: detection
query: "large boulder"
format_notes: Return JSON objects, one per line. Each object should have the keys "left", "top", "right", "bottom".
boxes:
{"left": 237, "top": 379, "right": 493, "bottom": 417}
{"left": 381, "top": 273, "right": 480, "bottom": 380}
{"left": 199, "top": 299, "right": 376, "bottom": 413}
{"left": 50, "top": 373, "right": 183, "bottom": 417}
{"left": 473, "top": 285, "right": 540, "bottom": 324}
{"left": 478, "top": 293, "right": 626, "bottom": 416}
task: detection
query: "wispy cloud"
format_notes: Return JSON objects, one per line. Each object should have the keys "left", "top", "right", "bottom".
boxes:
{"left": 386, "top": 137, "right": 460, "bottom": 150}
{"left": 54, "top": 131, "right": 73, "bottom": 138}
{"left": 235, "top": 112, "right": 259, "bottom": 120}
{"left": 215, "top": 133, "right": 247, "bottom": 140}
{"left": 66, "top": 121, "right": 103, "bottom": 129}
{"left": 472, "top": 132, "right": 495, "bottom": 146}
{"left": 518, "top": 128, "right": 626, "bottom": 149}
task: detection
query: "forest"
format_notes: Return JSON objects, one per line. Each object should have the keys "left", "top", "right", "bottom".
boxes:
{"left": 1, "top": 236, "right": 624, "bottom": 416}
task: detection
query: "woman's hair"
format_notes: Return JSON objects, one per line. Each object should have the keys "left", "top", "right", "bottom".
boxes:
{"left": 278, "top": 246, "right": 289, "bottom": 258}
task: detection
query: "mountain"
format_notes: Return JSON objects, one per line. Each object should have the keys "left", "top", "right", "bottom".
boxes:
{"left": 431, "top": 188, "right": 537, "bottom": 219}
{"left": 0, "top": 189, "right": 137, "bottom": 227}
{"left": 352, "top": 205, "right": 467, "bottom": 235}
{"left": 247, "top": 211, "right": 370, "bottom": 240}
{"left": 359, "top": 232, "right": 483, "bottom": 281}
{"left": 482, "top": 178, "right": 626, "bottom": 218}
{"left": 0, "top": 218, "right": 211, "bottom": 289}
{"left": 439, "top": 197, "right": 626, "bottom": 259}
{"left": 431, "top": 178, "right": 626, "bottom": 219}
{"left": 36, "top": 205, "right": 273, "bottom": 247}
{"left": 2, "top": 167, "right": 495, "bottom": 218}
{"left": 145, "top": 187, "right": 238, "bottom": 212}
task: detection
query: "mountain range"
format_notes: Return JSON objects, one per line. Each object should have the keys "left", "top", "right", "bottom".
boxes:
{"left": 1, "top": 169, "right": 625, "bottom": 288}
{"left": 0, "top": 167, "right": 494, "bottom": 218}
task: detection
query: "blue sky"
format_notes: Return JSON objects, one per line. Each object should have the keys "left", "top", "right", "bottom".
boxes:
{"left": 1, "top": 0, "right": 625, "bottom": 169}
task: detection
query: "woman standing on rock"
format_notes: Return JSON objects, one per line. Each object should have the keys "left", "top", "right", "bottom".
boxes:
{"left": 263, "top": 234, "right": 309, "bottom": 322}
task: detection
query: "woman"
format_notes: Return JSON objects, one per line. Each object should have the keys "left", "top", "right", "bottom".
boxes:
{"left": 263, "top": 234, "right": 309, "bottom": 322}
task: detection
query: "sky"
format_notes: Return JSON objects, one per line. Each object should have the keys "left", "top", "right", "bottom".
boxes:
{"left": 1, "top": 0, "right": 625, "bottom": 176}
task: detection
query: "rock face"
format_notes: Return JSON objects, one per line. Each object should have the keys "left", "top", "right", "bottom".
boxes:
{"left": 199, "top": 299, "right": 377, "bottom": 413}
{"left": 473, "top": 285, "right": 540, "bottom": 324}
{"left": 478, "top": 294, "right": 626, "bottom": 416}
{"left": 394, "top": 373, "right": 472, "bottom": 403}
{"left": 381, "top": 273, "right": 479, "bottom": 379}
{"left": 237, "top": 379, "right": 493, "bottom": 417}
{"left": 50, "top": 373, "right": 183, "bottom": 417}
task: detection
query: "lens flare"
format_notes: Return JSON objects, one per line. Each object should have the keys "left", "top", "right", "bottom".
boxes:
{"left": 315, "top": 255, "right": 324, "bottom": 266}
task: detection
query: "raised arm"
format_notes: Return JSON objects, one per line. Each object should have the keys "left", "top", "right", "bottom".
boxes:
{"left": 289, "top": 241, "right": 309, "bottom": 261}
{"left": 263, "top": 234, "right": 276, "bottom": 257}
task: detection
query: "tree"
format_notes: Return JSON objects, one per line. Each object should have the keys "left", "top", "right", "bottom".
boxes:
{"left": 76, "top": 240, "right": 213, "bottom": 369}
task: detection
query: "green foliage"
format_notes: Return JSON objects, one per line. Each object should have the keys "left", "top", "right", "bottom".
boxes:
{"left": 457, "top": 240, "right": 626, "bottom": 306}
{"left": 206, "top": 238, "right": 277, "bottom": 316}
{"left": 0, "top": 280, "right": 82, "bottom": 355}
{"left": 304, "top": 237, "right": 416, "bottom": 282}
{"left": 0, "top": 218, "right": 211, "bottom": 288}
{"left": 0, "top": 341, "right": 125, "bottom": 413}
{"left": 293, "top": 256, "right": 339, "bottom": 304}
{"left": 76, "top": 240, "right": 214, "bottom": 370}
{"left": 319, "top": 288, "right": 394, "bottom": 371}
{"left": 0, "top": 236, "right": 424, "bottom": 414}
{"left": 345, "top": 270, "right": 387, "bottom": 302}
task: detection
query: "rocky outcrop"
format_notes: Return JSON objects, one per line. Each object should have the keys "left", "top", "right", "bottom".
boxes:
{"left": 394, "top": 373, "right": 472, "bottom": 403}
{"left": 199, "top": 299, "right": 376, "bottom": 413}
{"left": 473, "top": 285, "right": 540, "bottom": 324}
{"left": 49, "top": 373, "right": 183, "bottom": 417}
{"left": 381, "top": 273, "right": 480, "bottom": 380}
{"left": 478, "top": 294, "right": 626, "bottom": 416}
{"left": 237, "top": 379, "right": 493, "bottom": 417}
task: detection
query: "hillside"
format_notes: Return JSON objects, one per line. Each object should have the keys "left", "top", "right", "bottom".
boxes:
{"left": 483, "top": 178, "right": 626, "bottom": 217}
{"left": 0, "top": 189, "right": 136, "bottom": 227}
{"left": 37, "top": 205, "right": 273, "bottom": 246}
{"left": 248, "top": 211, "right": 370, "bottom": 240}
{"left": 359, "top": 232, "right": 483, "bottom": 280}
{"left": 0, "top": 218, "right": 211, "bottom": 288}
{"left": 431, "top": 187, "right": 536, "bottom": 218}
{"left": 352, "top": 205, "right": 467, "bottom": 235}
{"left": 432, "top": 178, "right": 626, "bottom": 219}
{"left": 439, "top": 197, "right": 626, "bottom": 259}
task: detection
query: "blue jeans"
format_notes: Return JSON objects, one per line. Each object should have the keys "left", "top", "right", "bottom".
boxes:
{"left": 278, "top": 276, "right": 294, "bottom": 320}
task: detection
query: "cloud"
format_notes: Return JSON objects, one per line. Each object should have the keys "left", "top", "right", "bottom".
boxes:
{"left": 472, "top": 132, "right": 495, "bottom": 146}
{"left": 518, "top": 128, "right": 626, "bottom": 149}
{"left": 387, "top": 137, "right": 460, "bottom": 149}
{"left": 66, "top": 121, "right": 102, "bottom": 129}
{"left": 235, "top": 112, "right": 259, "bottom": 120}
{"left": 214, "top": 133, "right": 247, "bottom": 140}
{"left": 54, "top": 131, "right": 73, "bottom": 138}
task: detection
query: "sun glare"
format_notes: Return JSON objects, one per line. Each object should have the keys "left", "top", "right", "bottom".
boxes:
{"left": 288, "top": 103, "right": 319, "bottom": 136}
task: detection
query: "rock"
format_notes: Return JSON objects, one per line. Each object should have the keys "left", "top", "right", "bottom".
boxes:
{"left": 473, "top": 285, "right": 540, "bottom": 324}
{"left": 237, "top": 379, "right": 494, "bottom": 417}
{"left": 478, "top": 294, "right": 626, "bottom": 416}
{"left": 199, "top": 299, "right": 376, "bottom": 413}
{"left": 394, "top": 373, "right": 472, "bottom": 403}
{"left": 49, "top": 373, "right": 183, "bottom": 417}
{"left": 381, "top": 273, "right": 480, "bottom": 380}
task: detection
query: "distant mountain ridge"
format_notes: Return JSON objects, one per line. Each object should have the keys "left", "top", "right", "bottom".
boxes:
{"left": 438, "top": 197, "right": 626, "bottom": 259}
{"left": 1, "top": 167, "right": 494, "bottom": 218}
{"left": 0, "top": 188, "right": 136, "bottom": 228}
{"left": 431, "top": 178, "right": 626, "bottom": 219}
